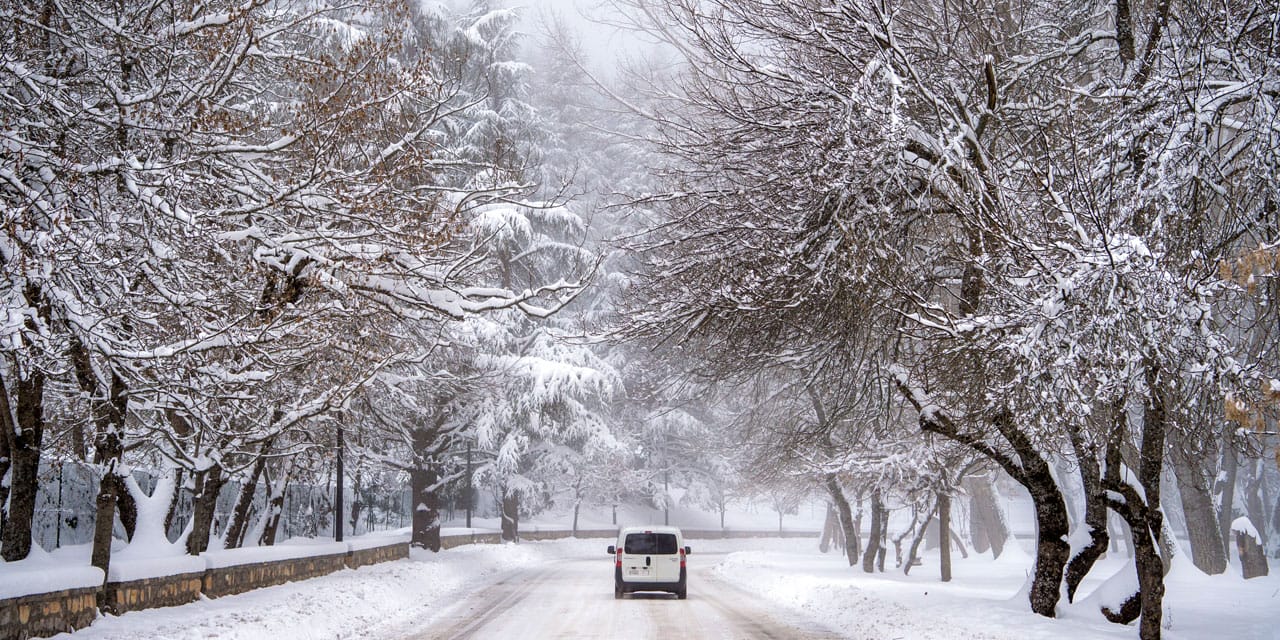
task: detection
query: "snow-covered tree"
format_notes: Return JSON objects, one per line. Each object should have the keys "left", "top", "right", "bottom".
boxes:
{"left": 0, "top": 0, "right": 584, "bottom": 566}
{"left": 610, "top": 1, "right": 1277, "bottom": 637}
{"left": 460, "top": 199, "right": 614, "bottom": 541}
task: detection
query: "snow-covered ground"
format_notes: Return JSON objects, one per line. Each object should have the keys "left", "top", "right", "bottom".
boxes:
{"left": 50, "top": 535, "right": 1280, "bottom": 640}
{"left": 714, "top": 539, "right": 1280, "bottom": 640}
{"left": 54, "top": 540, "right": 587, "bottom": 640}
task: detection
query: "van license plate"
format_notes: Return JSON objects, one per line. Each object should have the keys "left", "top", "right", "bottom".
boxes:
{"left": 627, "top": 568, "right": 648, "bottom": 576}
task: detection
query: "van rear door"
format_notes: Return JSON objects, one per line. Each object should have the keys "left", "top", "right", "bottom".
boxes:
{"left": 621, "top": 531, "right": 681, "bottom": 583}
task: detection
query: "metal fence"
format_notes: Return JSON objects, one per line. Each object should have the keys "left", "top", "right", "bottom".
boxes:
{"left": 29, "top": 462, "right": 419, "bottom": 551}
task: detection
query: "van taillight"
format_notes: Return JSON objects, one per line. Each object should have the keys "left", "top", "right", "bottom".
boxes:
{"left": 615, "top": 548, "right": 622, "bottom": 568}
{"left": 679, "top": 547, "right": 686, "bottom": 569}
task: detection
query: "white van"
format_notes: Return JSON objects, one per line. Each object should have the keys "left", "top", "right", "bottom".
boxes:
{"left": 607, "top": 526, "right": 691, "bottom": 599}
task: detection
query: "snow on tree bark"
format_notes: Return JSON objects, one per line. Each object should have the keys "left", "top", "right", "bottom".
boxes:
{"left": 1232, "top": 517, "right": 1269, "bottom": 579}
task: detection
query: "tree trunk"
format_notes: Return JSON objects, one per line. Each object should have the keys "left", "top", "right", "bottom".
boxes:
{"left": 501, "top": 491, "right": 520, "bottom": 542}
{"left": 820, "top": 503, "right": 837, "bottom": 553}
{"left": 1236, "top": 527, "right": 1269, "bottom": 579}
{"left": 1271, "top": 493, "right": 1280, "bottom": 552}
{"left": 1242, "top": 461, "right": 1268, "bottom": 547}
{"left": 969, "top": 507, "right": 990, "bottom": 554}
{"left": 349, "top": 468, "right": 364, "bottom": 537}
{"left": 89, "top": 476, "right": 117, "bottom": 581}
{"left": 1103, "top": 365, "right": 1171, "bottom": 639}
{"left": 852, "top": 498, "right": 863, "bottom": 560}
{"left": 186, "top": 465, "right": 226, "bottom": 555}
{"left": 259, "top": 462, "right": 292, "bottom": 547}
{"left": 939, "top": 492, "right": 953, "bottom": 582}
{"left": 1134, "top": 523, "right": 1166, "bottom": 640}
{"left": 1064, "top": 403, "right": 1119, "bottom": 601}
{"left": 825, "top": 476, "right": 858, "bottom": 567}
{"left": 0, "top": 368, "right": 45, "bottom": 562}
{"left": 72, "top": 341, "right": 136, "bottom": 541}
{"left": 1169, "top": 445, "right": 1226, "bottom": 574}
{"left": 164, "top": 468, "right": 185, "bottom": 540}
{"left": 950, "top": 526, "right": 969, "bottom": 559}
{"left": 894, "top": 374, "right": 1071, "bottom": 618}
{"left": 1134, "top": 367, "right": 1169, "bottom": 640}
{"left": 0, "top": 422, "right": 9, "bottom": 537}
{"left": 1064, "top": 490, "right": 1110, "bottom": 602}
{"left": 86, "top": 374, "right": 135, "bottom": 575}
{"left": 1216, "top": 435, "right": 1239, "bottom": 557}
{"left": 224, "top": 443, "right": 272, "bottom": 549}
{"left": 410, "top": 463, "right": 441, "bottom": 551}
{"left": 1102, "top": 517, "right": 1166, "bottom": 640}
{"left": 2, "top": 432, "right": 42, "bottom": 561}
{"left": 891, "top": 509, "right": 913, "bottom": 568}
{"left": 904, "top": 507, "right": 934, "bottom": 575}
{"left": 163, "top": 412, "right": 193, "bottom": 538}
{"left": 1025, "top": 470, "right": 1072, "bottom": 617}
{"left": 876, "top": 504, "right": 889, "bottom": 572}
{"left": 862, "top": 489, "right": 884, "bottom": 573}
{"left": 964, "top": 474, "right": 1008, "bottom": 557}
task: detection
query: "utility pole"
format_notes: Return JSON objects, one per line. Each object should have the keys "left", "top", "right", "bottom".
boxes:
{"left": 335, "top": 422, "right": 344, "bottom": 543}
{"left": 664, "top": 469, "right": 670, "bottom": 526}
{"left": 663, "top": 433, "right": 670, "bottom": 526}
{"left": 465, "top": 442, "right": 473, "bottom": 529}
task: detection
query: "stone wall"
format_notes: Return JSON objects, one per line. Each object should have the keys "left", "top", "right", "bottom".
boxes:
{"left": 439, "top": 532, "right": 504, "bottom": 549}
{"left": 202, "top": 552, "right": 349, "bottom": 599}
{"left": 100, "top": 571, "right": 203, "bottom": 615}
{"left": 0, "top": 586, "right": 97, "bottom": 640}
{"left": 348, "top": 542, "right": 409, "bottom": 569}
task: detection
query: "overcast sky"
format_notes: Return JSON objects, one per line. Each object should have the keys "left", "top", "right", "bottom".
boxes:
{"left": 517, "top": 0, "right": 654, "bottom": 74}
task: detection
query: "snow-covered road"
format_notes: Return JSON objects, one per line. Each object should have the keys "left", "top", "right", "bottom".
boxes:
{"left": 409, "top": 549, "right": 840, "bottom": 639}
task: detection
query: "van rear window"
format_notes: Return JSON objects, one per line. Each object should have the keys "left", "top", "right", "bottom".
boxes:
{"left": 624, "top": 532, "right": 679, "bottom": 554}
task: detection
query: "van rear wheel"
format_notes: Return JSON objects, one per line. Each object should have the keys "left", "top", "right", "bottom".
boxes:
{"left": 615, "top": 582, "right": 624, "bottom": 600}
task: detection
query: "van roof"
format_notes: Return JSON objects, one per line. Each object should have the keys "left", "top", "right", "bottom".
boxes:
{"left": 618, "top": 525, "right": 683, "bottom": 535}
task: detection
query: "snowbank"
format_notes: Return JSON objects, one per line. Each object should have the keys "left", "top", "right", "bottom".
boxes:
{"left": 347, "top": 531, "right": 410, "bottom": 552}
{"left": 201, "top": 540, "right": 349, "bottom": 569}
{"left": 108, "top": 556, "right": 205, "bottom": 583}
{"left": 0, "top": 564, "right": 103, "bottom": 600}
{"left": 1, "top": 531, "right": 410, "bottom": 599}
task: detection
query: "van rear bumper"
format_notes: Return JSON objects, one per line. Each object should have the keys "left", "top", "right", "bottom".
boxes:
{"left": 616, "top": 567, "right": 686, "bottom": 593}
{"left": 619, "top": 579, "right": 683, "bottom": 592}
